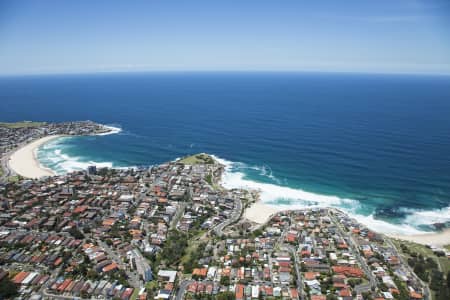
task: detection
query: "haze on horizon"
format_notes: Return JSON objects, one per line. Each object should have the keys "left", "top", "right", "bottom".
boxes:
{"left": 1, "top": 0, "right": 450, "bottom": 76}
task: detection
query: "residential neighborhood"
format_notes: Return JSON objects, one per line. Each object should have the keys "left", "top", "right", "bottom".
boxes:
{"left": 0, "top": 124, "right": 448, "bottom": 300}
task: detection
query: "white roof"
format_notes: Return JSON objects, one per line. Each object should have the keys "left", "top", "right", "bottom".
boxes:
{"left": 252, "top": 285, "right": 259, "bottom": 298}
{"left": 155, "top": 290, "right": 171, "bottom": 299}
{"left": 207, "top": 267, "right": 217, "bottom": 278}
{"left": 157, "top": 270, "right": 177, "bottom": 283}
{"left": 22, "top": 272, "right": 38, "bottom": 285}
{"left": 305, "top": 280, "right": 321, "bottom": 286}
{"left": 119, "top": 194, "right": 134, "bottom": 200}
{"left": 277, "top": 256, "right": 291, "bottom": 261}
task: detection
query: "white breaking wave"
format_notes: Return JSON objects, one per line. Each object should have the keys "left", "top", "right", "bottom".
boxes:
{"left": 39, "top": 145, "right": 113, "bottom": 174}
{"left": 35, "top": 145, "right": 450, "bottom": 235}
{"left": 403, "top": 207, "right": 450, "bottom": 228}
{"left": 36, "top": 126, "right": 123, "bottom": 174}
{"left": 96, "top": 125, "right": 122, "bottom": 136}
{"left": 346, "top": 213, "right": 426, "bottom": 235}
{"left": 212, "top": 155, "right": 449, "bottom": 235}
{"left": 36, "top": 123, "right": 123, "bottom": 174}
{"left": 213, "top": 156, "right": 282, "bottom": 184}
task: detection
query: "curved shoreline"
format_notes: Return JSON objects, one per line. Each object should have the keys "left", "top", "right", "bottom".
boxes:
{"left": 7, "top": 136, "right": 449, "bottom": 247}
{"left": 243, "top": 200, "right": 450, "bottom": 246}
{"left": 6, "top": 125, "right": 122, "bottom": 180}
{"left": 8, "top": 135, "right": 64, "bottom": 179}
{"left": 389, "top": 229, "right": 450, "bottom": 247}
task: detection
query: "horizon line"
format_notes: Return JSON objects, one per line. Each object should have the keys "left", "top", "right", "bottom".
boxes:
{"left": 1, "top": 68, "right": 450, "bottom": 78}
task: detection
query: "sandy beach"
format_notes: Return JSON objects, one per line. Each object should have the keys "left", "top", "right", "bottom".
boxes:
{"left": 388, "top": 229, "right": 450, "bottom": 247}
{"left": 8, "top": 135, "right": 62, "bottom": 179}
{"left": 243, "top": 201, "right": 284, "bottom": 224}
{"left": 244, "top": 200, "right": 450, "bottom": 247}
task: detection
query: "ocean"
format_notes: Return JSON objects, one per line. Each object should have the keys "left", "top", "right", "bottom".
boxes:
{"left": 1, "top": 72, "right": 450, "bottom": 234}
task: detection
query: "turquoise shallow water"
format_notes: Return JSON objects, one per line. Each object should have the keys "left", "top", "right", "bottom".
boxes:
{"left": 1, "top": 72, "right": 450, "bottom": 234}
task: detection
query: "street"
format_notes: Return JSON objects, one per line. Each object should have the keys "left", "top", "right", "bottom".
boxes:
{"left": 97, "top": 240, "right": 142, "bottom": 289}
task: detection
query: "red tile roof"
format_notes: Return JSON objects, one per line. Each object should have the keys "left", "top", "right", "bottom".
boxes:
{"left": 235, "top": 284, "right": 245, "bottom": 300}
{"left": 332, "top": 266, "right": 364, "bottom": 277}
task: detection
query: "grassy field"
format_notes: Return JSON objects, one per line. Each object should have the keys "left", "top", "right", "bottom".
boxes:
{"left": 0, "top": 121, "right": 46, "bottom": 128}
{"left": 181, "top": 240, "right": 198, "bottom": 265}
{"left": 391, "top": 238, "right": 450, "bottom": 274}
{"left": 178, "top": 153, "right": 215, "bottom": 165}
{"left": 7, "top": 176, "right": 20, "bottom": 183}
{"left": 391, "top": 239, "right": 450, "bottom": 300}
{"left": 130, "top": 287, "right": 140, "bottom": 300}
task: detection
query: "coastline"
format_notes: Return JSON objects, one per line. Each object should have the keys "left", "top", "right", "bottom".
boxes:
{"left": 243, "top": 199, "right": 450, "bottom": 247}
{"left": 7, "top": 133, "right": 449, "bottom": 248}
{"left": 4, "top": 124, "right": 121, "bottom": 180}
{"left": 243, "top": 201, "right": 286, "bottom": 224}
{"left": 388, "top": 229, "right": 450, "bottom": 247}
{"left": 8, "top": 135, "right": 63, "bottom": 179}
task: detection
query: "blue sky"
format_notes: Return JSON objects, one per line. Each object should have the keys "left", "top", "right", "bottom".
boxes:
{"left": 1, "top": 0, "right": 450, "bottom": 75}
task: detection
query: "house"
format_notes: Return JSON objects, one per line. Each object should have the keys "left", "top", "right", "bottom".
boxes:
{"left": 157, "top": 270, "right": 177, "bottom": 283}
{"left": 235, "top": 284, "right": 245, "bottom": 300}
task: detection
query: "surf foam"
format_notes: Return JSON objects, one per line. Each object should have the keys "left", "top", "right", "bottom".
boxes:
{"left": 212, "top": 155, "right": 449, "bottom": 235}
{"left": 37, "top": 140, "right": 114, "bottom": 174}
{"left": 96, "top": 124, "right": 122, "bottom": 136}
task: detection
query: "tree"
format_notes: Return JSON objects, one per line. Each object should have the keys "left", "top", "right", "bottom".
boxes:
{"left": 160, "top": 230, "right": 188, "bottom": 265}
{"left": 394, "top": 277, "right": 410, "bottom": 300}
{"left": 87, "top": 269, "right": 99, "bottom": 280}
{"left": 68, "top": 226, "right": 84, "bottom": 239}
{"left": 437, "top": 285, "right": 450, "bottom": 300}
{"left": 220, "top": 276, "right": 230, "bottom": 286}
{"left": 347, "top": 278, "right": 362, "bottom": 287}
{"left": 0, "top": 277, "right": 19, "bottom": 299}
{"left": 216, "top": 291, "right": 235, "bottom": 300}
{"left": 447, "top": 271, "right": 450, "bottom": 288}
{"left": 183, "top": 255, "right": 198, "bottom": 274}
{"left": 407, "top": 257, "right": 416, "bottom": 268}
{"left": 425, "top": 257, "right": 438, "bottom": 269}
{"left": 413, "top": 263, "right": 429, "bottom": 282}
{"left": 430, "top": 270, "right": 443, "bottom": 291}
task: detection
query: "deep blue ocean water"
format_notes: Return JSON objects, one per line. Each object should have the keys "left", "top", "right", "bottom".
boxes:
{"left": 1, "top": 72, "right": 450, "bottom": 234}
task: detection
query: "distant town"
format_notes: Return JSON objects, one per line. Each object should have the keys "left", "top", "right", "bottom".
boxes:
{"left": 0, "top": 122, "right": 449, "bottom": 300}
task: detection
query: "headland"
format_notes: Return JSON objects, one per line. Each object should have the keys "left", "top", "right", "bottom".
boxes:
{"left": 0, "top": 144, "right": 449, "bottom": 299}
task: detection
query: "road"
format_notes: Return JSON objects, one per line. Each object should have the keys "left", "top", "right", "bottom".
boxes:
{"left": 42, "top": 289, "right": 82, "bottom": 300}
{"left": 97, "top": 240, "right": 141, "bottom": 289}
{"left": 213, "top": 196, "right": 242, "bottom": 237}
{"left": 329, "top": 209, "right": 430, "bottom": 299}
{"left": 0, "top": 148, "right": 14, "bottom": 182}
{"left": 171, "top": 202, "right": 187, "bottom": 230}
{"left": 280, "top": 244, "right": 305, "bottom": 300}
{"left": 328, "top": 211, "right": 377, "bottom": 291}
{"left": 386, "top": 239, "right": 430, "bottom": 300}
{"left": 354, "top": 282, "right": 371, "bottom": 294}
{"left": 175, "top": 280, "right": 194, "bottom": 300}
{"left": 275, "top": 217, "right": 304, "bottom": 300}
